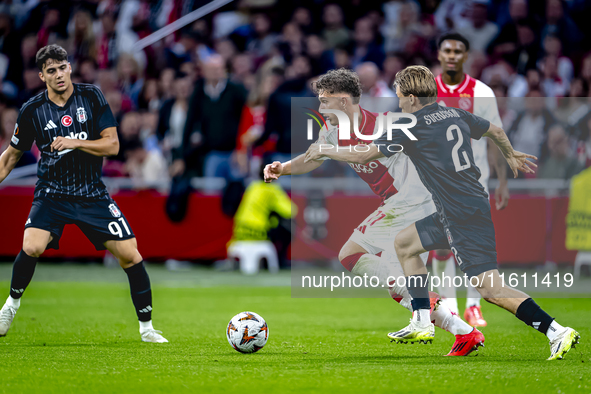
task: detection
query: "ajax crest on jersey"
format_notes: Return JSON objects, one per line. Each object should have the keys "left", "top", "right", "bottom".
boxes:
{"left": 108, "top": 203, "right": 121, "bottom": 218}
{"left": 76, "top": 107, "right": 88, "bottom": 124}
{"left": 226, "top": 311, "right": 268, "bottom": 353}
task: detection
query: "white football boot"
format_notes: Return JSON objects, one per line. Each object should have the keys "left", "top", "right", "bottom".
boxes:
{"left": 141, "top": 329, "right": 169, "bottom": 343}
{"left": 547, "top": 327, "right": 580, "bottom": 360}
{"left": 0, "top": 303, "right": 18, "bottom": 336}
{"left": 388, "top": 318, "right": 435, "bottom": 344}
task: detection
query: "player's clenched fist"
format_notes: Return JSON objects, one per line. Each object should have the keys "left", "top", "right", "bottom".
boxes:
{"left": 50, "top": 136, "right": 78, "bottom": 152}
{"left": 264, "top": 161, "right": 283, "bottom": 183}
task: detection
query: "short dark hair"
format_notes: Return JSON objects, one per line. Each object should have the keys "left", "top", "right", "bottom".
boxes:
{"left": 36, "top": 44, "right": 68, "bottom": 71}
{"left": 437, "top": 32, "right": 470, "bottom": 52}
{"left": 313, "top": 68, "right": 362, "bottom": 104}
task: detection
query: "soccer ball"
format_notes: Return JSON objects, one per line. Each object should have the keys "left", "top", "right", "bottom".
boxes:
{"left": 226, "top": 311, "right": 269, "bottom": 353}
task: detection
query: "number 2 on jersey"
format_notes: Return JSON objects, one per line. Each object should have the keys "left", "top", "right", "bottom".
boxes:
{"left": 446, "top": 124, "right": 471, "bottom": 172}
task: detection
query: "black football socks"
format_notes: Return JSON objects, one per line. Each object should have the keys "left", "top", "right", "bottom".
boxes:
{"left": 124, "top": 261, "right": 152, "bottom": 322}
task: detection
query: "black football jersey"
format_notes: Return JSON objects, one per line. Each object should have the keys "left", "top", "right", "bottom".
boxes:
{"left": 10, "top": 83, "right": 117, "bottom": 200}
{"left": 376, "top": 102, "right": 491, "bottom": 220}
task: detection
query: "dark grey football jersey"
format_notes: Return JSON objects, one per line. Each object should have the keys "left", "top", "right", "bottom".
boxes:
{"left": 10, "top": 84, "right": 117, "bottom": 200}
{"left": 376, "top": 102, "right": 491, "bottom": 220}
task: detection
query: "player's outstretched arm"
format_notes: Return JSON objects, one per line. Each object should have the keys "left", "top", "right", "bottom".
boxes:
{"left": 263, "top": 154, "right": 323, "bottom": 183}
{"left": 489, "top": 140, "right": 510, "bottom": 210}
{"left": 304, "top": 143, "right": 384, "bottom": 165}
{"left": 0, "top": 146, "right": 24, "bottom": 184}
{"left": 50, "top": 127, "right": 119, "bottom": 157}
{"left": 483, "top": 124, "right": 537, "bottom": 178}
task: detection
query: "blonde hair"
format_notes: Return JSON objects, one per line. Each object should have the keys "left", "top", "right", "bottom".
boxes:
{"left": 394, "top": 65, "right": 437, "bottom": 105}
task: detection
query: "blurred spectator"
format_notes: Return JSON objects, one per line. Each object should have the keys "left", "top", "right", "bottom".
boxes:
{"left": 434, "top": 0, "right": 471, "bottom": 31}
{"left": 490, "top": 16, "right": 539, "bottom": 74}
{"left": 137, "top": 78, "right": 160, "bottom": 111}
{"left": 125, "top": 138, "right": 169, "bottom": 187}
{"left": 538, "top": 124, "right": 583, "bottom": 179}
{"left": 381, "top": 1, "right": 425, "bottom": 55}
{"left": 67, "top": 10, "right": 97, "bottom": 68}
{"left": 356, "top": 62, "right": 395, "bottom": 98}
{"left": 321, "top": 4, "right": 350, "bottom": 49}
{"left": 215, "top": 39, "right": 237, "bottom": 65}
{"left": 78, "top": 59, "right": 98, "bottom": 85}
{"left": 351, "top": 17, "right": 385, "bottom": 69}
{"left": 355, "top": 61, "right": 397, "bottom": 113}
{"left": 333, "top": 45, "right": 353, "bottom": 70}
{"left": 0, "top": 12, "right": 24, "bottom": 88}
{"left": 507, "top": 90, "right": 556, "bottom": 163}
{"left": 541, "top": 34, "right": 573, "bottom": 86}
{"left": 490, "top": 83, "right": 517, "bottom": 130}
{"left": 508, "top": 68, "right": 542, "bottom": 98}
{"left": 179, "top": 61, "right": 198, "bottom": 83}
{"left": 235, "top": 65, "right": 284, "bottom": 177}
{"left": 158, "top": 68, "right": 176, "bottom": 101}
{"left": 457, "top": 1, "right": 499, "bottom": 55}
{"left": 305, "top": 35, "right": 335, "bottom": 76}
{"left": 541, "top": 0, "right": 583, "bottom": 57}
{"left": 116, "top": 53, "right": 144, "bottom": 107}
{"left": 285, "top": 55, "right": 312, "bottom": 81}
{"left": 383, "top": 54, "right": 405, "bottom": 87}
{"left": 276, "top": 22, "right": 305, "bottom": 64}
{"left": 247, "top": 13, "right": 278, "bottom": 62}
{"left": 540, "top": 55, "right": 569, "bottom": 98}
{"left": 97, "top": 10, "right": 120, "bottom": 69}
{"left": 581, "top": 54, "right": 591, "bottom": 93}
{"left": 1, "top": 107, "right": 36, "bottom": 167}
{"left": 17, "top": 68, "right": 44, "bottom": 105}
{"left": 230, "top": 53, "right": 254, "bottom": 90}
{"left": 115, "top": 111, "right": 142, "bottom": 163}
{"left": 37, "top": 6, "right": 62, "bottom": 49}
{"left": 254, "top": 67, "right": 313, "bottom": 162}
{"left": 182, "top": 55, "right": 247, "bottom": 179}
{"left": 105, "top": 89, "right": 125, "bottom": 123}
{"left": 157, "top": 72, "right": 193, "bottom": 174}
{"left": 291, "top": 7, "right": 314, "bottom": 35}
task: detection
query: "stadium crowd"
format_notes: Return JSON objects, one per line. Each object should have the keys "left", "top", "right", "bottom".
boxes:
{"left": 0, "top": 0, "right": 591, "bottom": 184}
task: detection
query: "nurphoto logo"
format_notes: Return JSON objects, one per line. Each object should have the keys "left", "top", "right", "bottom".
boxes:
{"left": 305, "top": 108, "right": 418, "bottom": 142}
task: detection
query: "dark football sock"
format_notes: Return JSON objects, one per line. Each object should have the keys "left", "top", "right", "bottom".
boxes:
{"left": 10, "top": 250, "right": 39, "bottom": 299}
{"left": 516, "top": 298, "right": 554, "bottom": 335}
{"left": 124, "top": 261, "right": 152, "bottom": 322}
{"left": 406, "top": 274, "right": 430, "bottom": 310}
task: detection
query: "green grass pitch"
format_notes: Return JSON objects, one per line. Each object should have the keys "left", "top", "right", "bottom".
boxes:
{"left": 0, "top": 264, "right": 589, "bottom": 394}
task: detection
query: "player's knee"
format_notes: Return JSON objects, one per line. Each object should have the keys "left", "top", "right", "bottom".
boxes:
{"left": 22, "top": 240, "right": 46, "bottom": 258}
{"left": 337, "top": 246, "right": 350, "bottom": 263}
{"left": 394, "top": 232, "right": 413, "bottom": 260}
{"left": 118, "top": 249, "right": 142, "bottom": 268}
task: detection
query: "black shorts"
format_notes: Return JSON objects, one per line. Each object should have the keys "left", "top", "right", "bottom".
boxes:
{"left": 24, "top": 197, "right": 135, "bottom": 251}
{"left": 416, "top": 210, "right": 498, "bottom": 277}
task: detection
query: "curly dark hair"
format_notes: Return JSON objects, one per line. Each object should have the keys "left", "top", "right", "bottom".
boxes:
{"left": 36, "top": 44, "right": 68, "bottom": 71}
{"left": 313, "top": 68, "right": 362, "bottom": 104}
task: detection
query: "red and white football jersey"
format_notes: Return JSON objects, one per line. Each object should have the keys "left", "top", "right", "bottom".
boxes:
{"left": 318, "top": 107, "right": 431, "bottom": 207}
{"left": 435, "top": 74, "right": 502, "bottom": 187}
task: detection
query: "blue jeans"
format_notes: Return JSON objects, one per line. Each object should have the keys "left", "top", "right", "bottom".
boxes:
{"left": 204, "top": 151, "right": 242, "bottom": 180}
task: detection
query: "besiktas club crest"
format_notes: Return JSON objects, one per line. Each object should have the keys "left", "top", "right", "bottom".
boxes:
{"left": 76, "top": 107, "right": 88, "bottom": 124}
{"left": 108, "top": 203, "right": 121, "bottom": 218}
